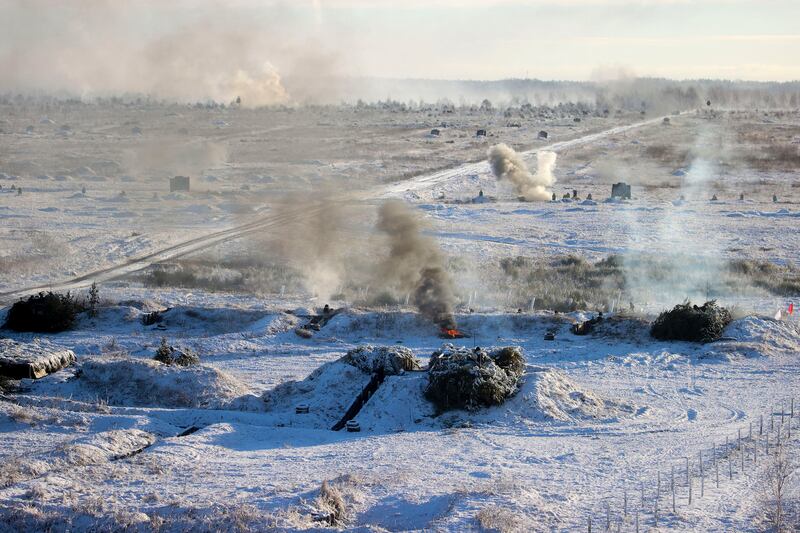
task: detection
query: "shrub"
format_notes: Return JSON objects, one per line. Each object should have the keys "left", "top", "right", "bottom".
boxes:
{"left": 650, "top": 300, "right": 732, "bottom": 342}
{"left": 425, "top": 345, "right": 525, "bottom": 411}
{"left": 316, "top": 481, "right": 346, "bottom": 526}
{"left": 3, "top": 291, "right": 84, "bottom": 332}
{"left": 152, "top": 338, "right": 199, "bottom": 367}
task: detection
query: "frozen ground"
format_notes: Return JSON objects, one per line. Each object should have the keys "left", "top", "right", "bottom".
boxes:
{"left": 0, "top": 103, "right": 799, "bottom": 531}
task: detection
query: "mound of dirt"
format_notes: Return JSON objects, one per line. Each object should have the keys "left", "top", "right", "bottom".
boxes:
{"left": 425, "top": 344, "right": 525, "bottom": 412}
{"left": 513, "top": 366, "right": 636, "bottom": 422}
{"left": 77, "top": 358, "right": 251, "bottom": 408}
{"left": 650, "top": 301, "right": 732, "bottom": 343}
{"left": 702, "top": 316, "right": 800, "bottom": 359}
{"left": 261, "top": 357, "right": 372, "bottom": 429}
{"left": 342, "top": 345, "right": 420, "bottom": 375}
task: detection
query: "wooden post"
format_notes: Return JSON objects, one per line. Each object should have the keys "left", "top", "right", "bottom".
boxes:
{"left": 749, "top": 422, "right": 752, "bottom": 440}
{"left": 688, "top": 472, "right": 692, "bottom": 505}
{"left": 606, "top": 504, "right": 610, "bottom": 531}
{"left": 635, "top": 511, "right": 639, "bottom": 533}
{"left": 740, "top": 441, "right": 744, "bottom": 472}
{"left": 624, "top": 489, "right": 627, "bottom": 516}
{"left": 715, "top": 445, "right": 719, "bottom": 488}
{"left": 671, "top": 465, "right": 676, "bottom": 512}
{"left": 640, "top": 481, "right": 645, "bottom": 511}
{"left": 760, "top": 414, "right": 763, "bottom": 435}
{"left": 685, "top": 457, "right": 689, "bottom": 486}
{"left": 699, "top": 451, "right": 704, "bottom": 497}
{"left": 729, "top": 451, "right": 733, "bottom": 480}
{"left": 588, "top": 516, "right": 591, "bottom": 533}
{"left": 738, "top": 428, "right": 742, "bottom": 450}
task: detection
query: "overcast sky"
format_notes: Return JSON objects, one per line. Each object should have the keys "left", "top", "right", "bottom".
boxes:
{"left": 312, "top": 0, "right": 799, "bottom": 81}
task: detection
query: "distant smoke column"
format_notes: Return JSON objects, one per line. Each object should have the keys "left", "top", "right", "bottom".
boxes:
{"left": 377, "top": 200, "right": 456, "bottom": 328}
{"left": 488, "top": 143, "right": 556, "bottom": 201}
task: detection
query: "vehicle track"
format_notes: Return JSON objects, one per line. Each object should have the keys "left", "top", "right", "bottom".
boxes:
{"left": 0, "top": 115, "right": 672, "bottom": 304}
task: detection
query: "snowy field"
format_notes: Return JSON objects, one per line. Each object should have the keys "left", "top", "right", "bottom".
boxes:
{"left": 0, "top": 103, "right": 799, "bottom": 531}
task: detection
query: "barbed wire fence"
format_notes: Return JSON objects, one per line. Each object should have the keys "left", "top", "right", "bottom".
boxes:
{"left": 585, "top": 397, "right": 798, "bottom": 532}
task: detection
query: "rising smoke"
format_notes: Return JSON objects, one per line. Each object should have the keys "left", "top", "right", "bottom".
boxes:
{"left": 488, "top": 144, "right": 556, "bottom": 201}
{"left": 376, "top": 200, "right": 457, "bottom": 329}
{"left": 0, "top": 0, "right": 341, "bottom": 106}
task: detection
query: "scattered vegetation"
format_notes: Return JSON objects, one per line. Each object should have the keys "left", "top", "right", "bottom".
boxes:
{"left": 650, "top": 300, "right": 732, "bottom": 342}
{"left": 476, "top": 505, "right": 524, "bottom": 533}
{"left": 136, "top": 258, "right": 303, "bottom": 295}
{"left": 494, "top": 254, "right": 800, "bottom": 313}
{"left": 315, "top": 481, "right": 347, "bottom": 526}
{"left": 87, "top": 282, "right": 100, "bottom": 317}
{"left": 3, "top": 291, "right": 84, "bottom": 332}
{"left": 425, "top": 345, "right": 525, "bottom": 411}
{"left": 153, "top": 338, "right": 199, "bottom": 367}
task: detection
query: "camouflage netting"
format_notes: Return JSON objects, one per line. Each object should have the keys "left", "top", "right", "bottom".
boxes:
{"left": 650, "top": 300, "right": 732, "bottom": 343}
{"left": 425, "top": 344, "right": 526, "bottom": 411}
{"left": 342, "top": 345, "right": 420, "bottom": 375}
{"left": 153, "top": 339, "right": 199, "bottom": 367}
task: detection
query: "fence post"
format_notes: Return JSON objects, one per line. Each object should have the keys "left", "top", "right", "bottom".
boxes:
{"left": 623, "top": 489, "right": 627, "bottom": 517}
{"left": 699, "top": 451, "right": 704, "bottom": 497}
{"left": 738, "top": 428, "right": 742, "bottom": 450}
{"left": 740, "top": 441, "right": 745, "bottom": 472}
{"left": 729, "top": 450, "right": 733, "bottom": 480}
{"left": 640, "top": 481, "right": 645, "bottom": 511}
{"left": 671, "top": 465, "right": 676, "bottom": 512}
{"left": 688, "top": 471, "right": 692, "bottom": 505}
{"left": 588, "top": 516, "right": 591, "bottom": 533}
{"left": 715, "top": 444, "right": 719, "bottom": 488}
{"left": 635, "top": 511, "right": 639, "bottom": 533}
{"left": 781, "top": 400, "right": 785, "bottom": 426}
{"left": 766, "top": 432, "right": 769, "bottom": 456}
{"left": 605, "top": 503, "right": 610, "bottom": 531}
{"left": 760, "top": 414, "right": 763, "bottom": 435}
{"left": 685, "top": 456, "right": 689, "bottom": 486}
{"left": 749, "top": 422, "right": 752, "bottom": 440}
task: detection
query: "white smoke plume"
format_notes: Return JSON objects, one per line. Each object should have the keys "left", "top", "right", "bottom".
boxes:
{"left": 488, "top": 143, "right": 556, "bottom": 201}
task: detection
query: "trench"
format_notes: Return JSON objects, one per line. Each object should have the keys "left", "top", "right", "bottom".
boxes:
{"left": 331, "top": 371, "right": 386, "bottom": 431}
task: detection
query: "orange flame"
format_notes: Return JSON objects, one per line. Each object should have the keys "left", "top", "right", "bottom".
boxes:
{"left": 441, "top": 328, "right": 460, "bottom": 338}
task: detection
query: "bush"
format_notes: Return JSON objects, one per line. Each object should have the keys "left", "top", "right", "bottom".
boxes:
{"left": 152, "top": 338, "right": 199, "bottom": 367}
{"left": 425, "top": 345, "right": 525, "bottom": 411}
{"left": 650, "top": 300, "right": 732, "bottom": 343}
{"left": 3, "top": 291, "right": 84, "bottom": 332}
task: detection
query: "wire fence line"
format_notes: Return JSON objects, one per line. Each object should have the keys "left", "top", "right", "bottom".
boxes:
{"left": 585, "top": 397, "right": 798, "bottom": 532}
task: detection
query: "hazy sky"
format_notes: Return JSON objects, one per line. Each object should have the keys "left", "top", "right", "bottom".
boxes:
{"left": 313, "top": 0, "right": 799, "bottom": 81}
{"left": 1, "top": 0, "right": 797, "bottom": 102}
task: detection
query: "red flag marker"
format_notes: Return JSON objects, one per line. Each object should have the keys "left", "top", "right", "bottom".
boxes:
{"left": 789, "top": 303, "right": 794, "bottom": 315}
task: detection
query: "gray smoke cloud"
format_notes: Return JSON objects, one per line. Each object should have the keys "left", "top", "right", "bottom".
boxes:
{"left": 376, "top": 200, "right": 456, "bottom": 329}
{"left": 488, "top": 143, "right": 556, "bottom": 201}
{"left": 0, "top": 0, "right": 342, "bottom": 106}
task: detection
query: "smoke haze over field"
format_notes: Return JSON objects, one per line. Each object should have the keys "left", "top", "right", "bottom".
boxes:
{"left": 377, "top": 200, "right": 456, "bottom": 328}
{"left": 489, "top": 144, "right": 556, "bottom": 201}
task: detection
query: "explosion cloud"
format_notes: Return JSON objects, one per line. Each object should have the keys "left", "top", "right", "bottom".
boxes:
{"left": 488, "top": 143, "right": 556, "bottom": 201}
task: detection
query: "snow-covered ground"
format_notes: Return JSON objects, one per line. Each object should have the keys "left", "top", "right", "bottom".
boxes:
{"left": 1, "top": 103, "right": 798, "bottom": 531}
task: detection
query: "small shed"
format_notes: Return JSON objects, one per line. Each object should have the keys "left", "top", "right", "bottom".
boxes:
{"left": 430, "top": 128, "right": 441, "bottom": 136}
{"left": 611, "top": 182, "right": 631, "bottom": 200}
{"left": 170, "top": 175, "right": 190, "bottom": 192}
{"left": 538, "top": 130, "right": 548, "bottom": 139}
{"left": 476, "top": 129, "right": 487, "bottom": 137}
